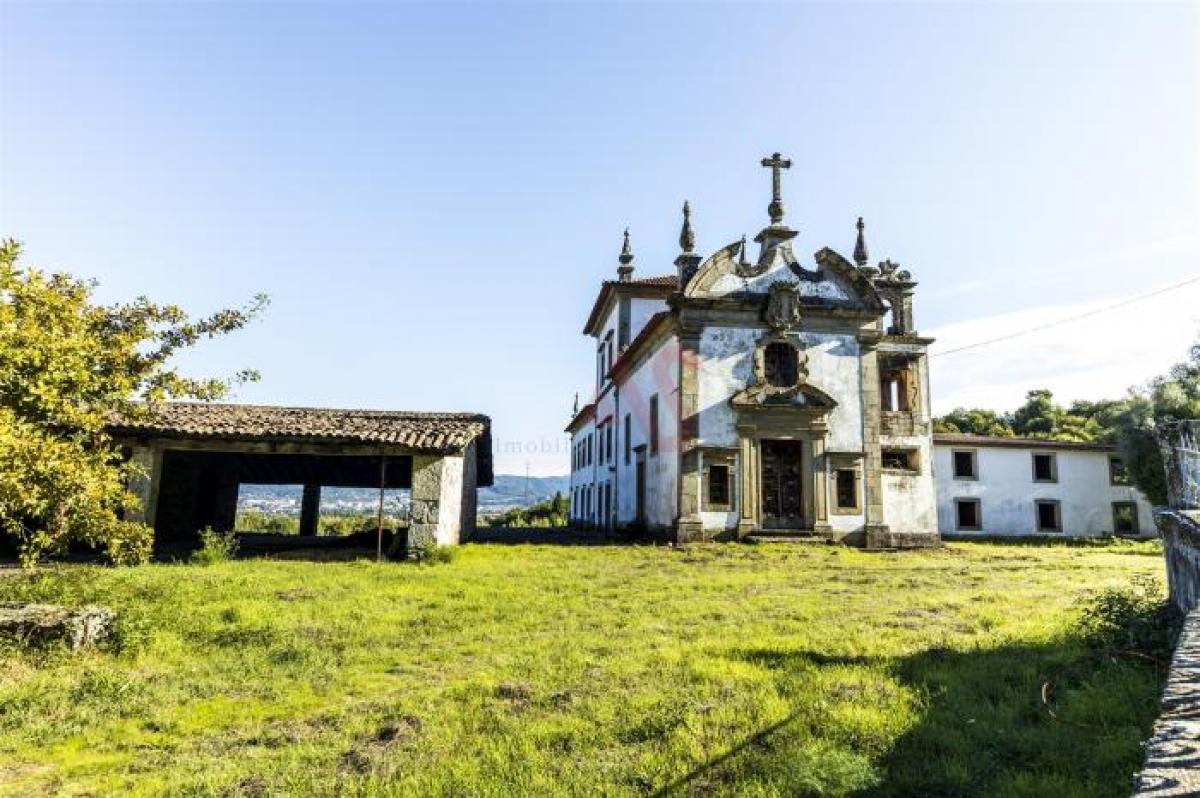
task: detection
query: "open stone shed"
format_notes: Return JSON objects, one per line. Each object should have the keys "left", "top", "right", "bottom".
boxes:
{"left": 110, "top": 403, "right": 493, "bottom": 552}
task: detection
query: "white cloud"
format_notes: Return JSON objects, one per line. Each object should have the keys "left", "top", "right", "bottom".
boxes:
{"left": 928, "top": 278, "right": 1200, "bottom": 413}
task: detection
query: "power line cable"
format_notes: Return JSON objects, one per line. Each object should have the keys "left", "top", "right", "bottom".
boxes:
{"left": 930, "top": 274, "right": 1200, "bottom": 358}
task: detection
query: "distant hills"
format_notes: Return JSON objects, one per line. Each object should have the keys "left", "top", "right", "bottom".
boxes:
{"left": 480, "top": 474, "right": 570, "bottom": 509}
{"left": 238, "top": 474, "right": 569, "bottom": 515}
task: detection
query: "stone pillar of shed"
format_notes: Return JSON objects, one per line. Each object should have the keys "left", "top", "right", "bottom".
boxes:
{"left": 125, "top": 444, "right": 164, "bottom": 529}
{"left": 396, "top": 454, "right": 466, "bottom": 556}
{"left": 299, "top": 484, "right": 321, "bottom": 536}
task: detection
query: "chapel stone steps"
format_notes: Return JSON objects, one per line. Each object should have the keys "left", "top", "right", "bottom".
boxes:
{"left": 742, "top": 532, "right": 831, "bottom": 545}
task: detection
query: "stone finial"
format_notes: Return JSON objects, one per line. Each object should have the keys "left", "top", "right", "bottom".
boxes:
{"left": 679, "top": 201, "right": 696, "bottom": 254}
{"left": 760, "top": 152, "right": 793, "bottom": 226}
{"left": 853, "top": 216, "right": 869, "bottom": 268}
{"left": 617, "top": 227, "right": 634, "bottom": 282}
{"left": 738, "top": 235, "right": 750, "bottom": 268}
{"left": 618, "top": 228, "right": 633, "bottom": 265}
{"left": 572, "top": 392, "right": 579, "bottom": 415}
{"left": 674, "top": 201, "right": 702, "bottom": 289}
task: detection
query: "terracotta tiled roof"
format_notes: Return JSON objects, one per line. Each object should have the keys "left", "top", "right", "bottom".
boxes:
{"left": 932, "top": 433, "right": 1116, "bottom": 453}
{"left": 618, "top": 275, "right": 679, "bottom": 289}
{"left": 583, "top": 274, "right": 678, "bottom": 335}
{"left": 112, "top": 402, "right": 490, "bottom": 453}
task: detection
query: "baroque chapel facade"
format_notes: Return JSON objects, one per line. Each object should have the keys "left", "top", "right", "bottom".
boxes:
{"left": 566, "top": 154, "right": 938, "bottom": 548}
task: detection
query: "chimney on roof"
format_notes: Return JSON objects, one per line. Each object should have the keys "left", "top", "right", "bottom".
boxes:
{"left": 617, "top": 228, "right": 634, "bottom": 282}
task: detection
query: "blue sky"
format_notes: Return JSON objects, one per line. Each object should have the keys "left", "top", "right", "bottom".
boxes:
{"left": 2, "top": 2, "right": 1197, "bottom": 475}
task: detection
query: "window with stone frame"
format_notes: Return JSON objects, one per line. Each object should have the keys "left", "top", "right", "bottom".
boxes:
{"left": 1112, "top": 502, "right": 1139, "bottom": 535}
{"left": 1035, "top": 500, "right": 1062, "bottom": 532}
{"left": 706, "top": 464, "right": 731, "bottom": 510}
{"left": 955, "top": 498, "right": 981, "bottom": 531}
{"left": 649, "top": 394, "right": 659, "bottom": 456}
{"left": 952, "top": 450, "right": 977, "bottom": 480}
{"left": 881, "top": 448, "right": 919, "bottom": 472}
{"left": 835, "top": 469, "right": 859, "bottom": 512}
{"left": 763, "top": 342, "right": 799, "bottom": 388}
{"left": 829, "top": 454, "right": 863, "bottom": 514}
{"left": 880, "top": 367, "right": 909, "bottom": 412}
{"left": 1032, "top": 453, "right": 1057, "bottom": 483}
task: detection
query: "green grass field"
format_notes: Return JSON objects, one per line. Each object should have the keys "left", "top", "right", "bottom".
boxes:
{"left": 0, "top": 540, "right": 1168, "bottom": 797}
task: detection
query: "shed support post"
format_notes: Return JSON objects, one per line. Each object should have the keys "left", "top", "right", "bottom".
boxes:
{"left": 126, "top": 444, "right": 164, "bottom": 529}
{"left": 300, "top": 483, "right": 321, "bottom": 536}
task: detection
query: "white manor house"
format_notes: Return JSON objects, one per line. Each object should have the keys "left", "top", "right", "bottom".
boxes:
{"left": 565, "top": 154, "right": 1153, "bottom": 546}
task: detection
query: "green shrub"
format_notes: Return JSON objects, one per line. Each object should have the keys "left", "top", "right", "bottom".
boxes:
{"left": 483, "top": 492, "right": 569, "bottom": 528}
{"left": 106, "top": 611, "right": 154, "bottom": 657}
{"left": 190, "top": 528, "right": 239, "bottom": 566}
{"left": 1076, "top": 574, "right": 1181, "bottom": 661}
{"left": 415, "top": 539, "right": 457, "bottom": 565}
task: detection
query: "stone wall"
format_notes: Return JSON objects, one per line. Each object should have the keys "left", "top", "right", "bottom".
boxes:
{"left": 1158, "top": 511, "right": 1200, "bottom": 615}
{"left": 1132, "top": 608, "right": 1200, "bottom": 797}
{"left": 1133, "top": 423, "right": 1200, "bottom": 795}
{"left": 1157, "top": 420, "right": 1200, "bottom": 614}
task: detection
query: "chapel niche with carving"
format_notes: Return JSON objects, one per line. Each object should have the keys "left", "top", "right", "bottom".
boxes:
{"left": 730, "top": 282, "right": 835, "bottom": 410}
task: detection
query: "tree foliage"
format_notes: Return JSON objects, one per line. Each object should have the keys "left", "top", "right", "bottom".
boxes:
{"left": 0, "top": 240, "right": 265, "bottom": 565}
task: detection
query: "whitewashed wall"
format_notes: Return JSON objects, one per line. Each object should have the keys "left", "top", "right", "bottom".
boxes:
{"left": 629, "top": 297, "right": 668, "bottom": 343}
{"left": 696, "top": 328, "right": 864, "bottom": 453}
{"left": 883, "top": 471, "right": 937, "bottom": 534}
{"left": 933, "top": 443, "right": 1156, "bottom": 537}
{"left": 614, "top": 336, "right": 680, "bottom": 529}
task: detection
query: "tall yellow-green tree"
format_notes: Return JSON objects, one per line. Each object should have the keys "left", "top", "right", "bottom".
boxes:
{"left": 0, "top": 240, "right": 266, "bottom": 565}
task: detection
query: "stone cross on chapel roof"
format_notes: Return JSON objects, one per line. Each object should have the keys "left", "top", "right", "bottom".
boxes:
{"left": 761, "top": 151, "right": 792, "bottom": 226}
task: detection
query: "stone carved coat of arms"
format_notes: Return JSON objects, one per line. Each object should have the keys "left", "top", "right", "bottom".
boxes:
{"left": 765, "top": 281, "right": 802, "bottom": 331}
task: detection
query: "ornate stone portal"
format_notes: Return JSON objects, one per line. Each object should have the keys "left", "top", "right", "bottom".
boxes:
{"left": 728, "top": 281, "right": 837, "bottom": 536}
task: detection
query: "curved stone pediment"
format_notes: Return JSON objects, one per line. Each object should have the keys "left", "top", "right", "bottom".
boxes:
{"left": 730, "top": 380, "right": 838, "bottom": 410}
{"left": 684, "top": 239, "right": 886, "bottom": 312}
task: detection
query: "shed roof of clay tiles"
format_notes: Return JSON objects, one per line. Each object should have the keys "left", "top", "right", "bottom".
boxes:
{"left": 111, "top": 403, "right": 494, "bottom": 484}
{"left": 932, "top": 433, "right": 1117, "bottom": 453}
{"left": 113, "top": 402, "right": 489, "bottom": 450}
